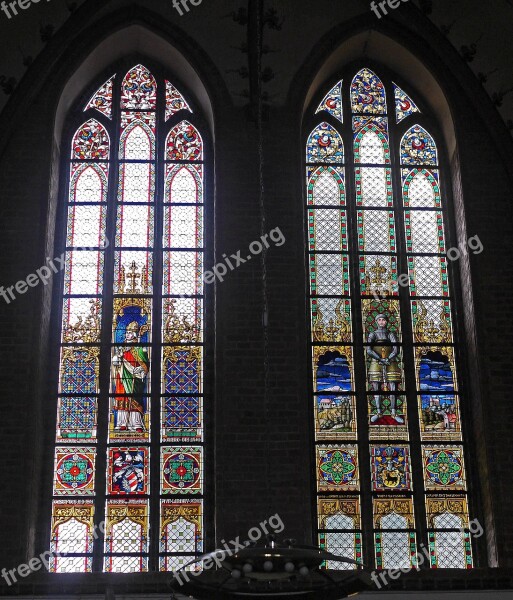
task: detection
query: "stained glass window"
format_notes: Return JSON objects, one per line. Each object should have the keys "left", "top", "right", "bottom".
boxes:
{"left": 51, "top": 64, "right": 206, "bottom": 573}
{"left": 307, "top": 69, "right": 473, "bottom": 570}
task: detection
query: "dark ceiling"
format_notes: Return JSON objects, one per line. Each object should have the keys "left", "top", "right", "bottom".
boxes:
{"left": 0, "top": 0, "right": 511, "bottom": 130}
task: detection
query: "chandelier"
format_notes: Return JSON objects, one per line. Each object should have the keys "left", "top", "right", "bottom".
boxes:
{"left": 171, "top": 537, "right": 373, "bottom": 599}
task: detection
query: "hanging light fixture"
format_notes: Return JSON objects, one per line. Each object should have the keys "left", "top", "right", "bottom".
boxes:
{"left": 171, "top": 536, "right": 373, "bottom": 599}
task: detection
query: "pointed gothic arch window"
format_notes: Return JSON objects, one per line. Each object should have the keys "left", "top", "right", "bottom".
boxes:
{"left": 307, "top": 67, "right": 473, "bottom": 571}
{"left": 50, "top": 63, "right": 207, "bottom": 573}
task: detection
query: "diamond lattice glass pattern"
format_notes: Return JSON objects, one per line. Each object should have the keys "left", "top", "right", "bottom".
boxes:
{"left": 325, "top": 531, "right": 356, "bottom": 570}
{"left": 402, "top": 169, "right": 441, "bottom": 208}
{"left": 311, "top": 253, "right": 350, "bottom": 296}
{"left": 408, "top": 256, "right": 449, "bottom": 297}
{"left": 426, "top": 497, "right": 472, "bottom": 567}
{"left": 67, "top": 204, "right": 107, "bottom": 248}
{"left": 116, "top": 205, "right": 154, "bottom": 248}
{"left": 357, "top": 130, "right": 386, "bottom": 164}
{"left": 435, "top": 512, "right": 463, "bottom": 529}
{"left": 162, "top": 347, "right": 202, "bottom": 395}
{"left": 355, "top": 168, "right": 393, "bottom": 207}
{"left": 57, "top": 396, "right": 98, "bottom": 442}
{"left": 105, "top": 556, "right": 148, "bottom": 573}
{"left": 358, "top": 210, "right": 396, "bottom": 253}
{"left": 307, "top": 167, "right": 345, "bottom": 206}
{"left": 166, "top": 165, "right": 202, "bottom": 203}
{"left": 431, "top": 530, "right": 466, "bottom": 568}
{"left": 160, "top": 500, "right": 202, "bottom": 558}
{"left": 167, "top": 517, "right": 196, "bottom": 552}
{"left": 53, "top": 556, "right": 93, "bottom": 573}
{"left": 405, "top": 210, "right": 445, "bottom": 254}
{"left": 162, "top": 397, "right": 203, "bottom": 443}
{"left": 164, "top": 205, "right": 203, "bottom": 249}
{"left": 379, "top": 531, "right": 412, "bottom": 568}
{"left": 59, "top": 348, "right": 100, "bottom": 395}
{"left": 120, "top": 113, "right": 156, "bottom": 160}
{"left": 118, "top": 163, "right": 156, "bottom": 203}
{"left": 70, "top": 163, "right": 108, "bottom": 203}
{"left": 105, "top": 501, "right": 148, "bottom": 554}
{"left": 353, "top": 117, "right": 390, "bottom": 163}
{"left": 309, "top": 208, "right": 348, "bottom": 251}
{"left": 53, "top": 518, "right": 89, "bottom": 553}
{"left": 50, "top": 500, "right": 94, "bottom": 569}
{"left": 163, "top": 251, "right": 203, "bottom": 296}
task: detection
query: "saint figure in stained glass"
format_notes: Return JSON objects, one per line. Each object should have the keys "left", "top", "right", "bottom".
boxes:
{"left": 112, "top": 321, "right": 150, "bottom": 433}
{"left": 367, "top": 314, "right": 403, "bottom": 423}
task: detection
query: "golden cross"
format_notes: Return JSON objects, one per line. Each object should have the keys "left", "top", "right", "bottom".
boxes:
{"left": 370, "top": 258, "right": 387, "bottom": 287}
{"left": 126, "top": 261, "right": 141, "bottom": 293}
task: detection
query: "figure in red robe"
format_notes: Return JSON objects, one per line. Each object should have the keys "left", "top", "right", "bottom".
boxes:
{"left": 112, "top": 321, "right": 149, "bottom": 432}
